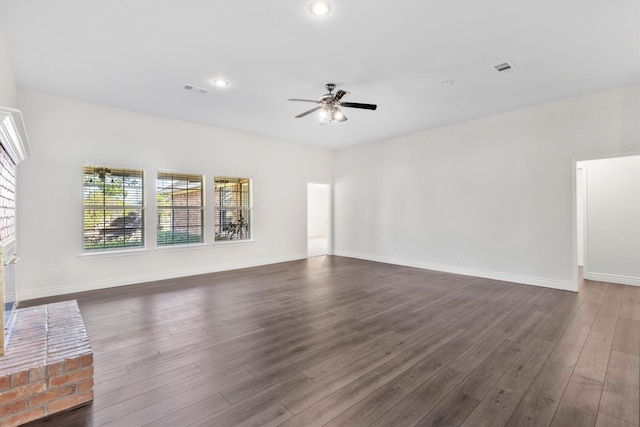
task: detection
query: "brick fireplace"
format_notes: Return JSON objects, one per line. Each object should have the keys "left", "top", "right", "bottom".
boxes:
{"left": 0, "top": 103, "right": 94, "bottom": 425}
{"left": 0, "top": 301, "right": 94, "bottom": 426}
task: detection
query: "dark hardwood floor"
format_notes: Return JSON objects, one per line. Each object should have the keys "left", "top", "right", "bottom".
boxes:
{"left": 22, "top": 256, "right": 640, "bottom": 426}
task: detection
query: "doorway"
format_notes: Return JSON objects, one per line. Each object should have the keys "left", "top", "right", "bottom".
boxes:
{"left": 576, "top": 155, "right": 640, "bottom": 287}
{"left": 307, "top": 183, "right": 330, "bottom": 257}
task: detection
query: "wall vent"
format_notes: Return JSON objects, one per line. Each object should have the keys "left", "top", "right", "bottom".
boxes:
{"left": 183, "top": 84, "right": 211, "bottom": 94}
{"left": 493, "top": 60, "right": 517, "bottom": 73}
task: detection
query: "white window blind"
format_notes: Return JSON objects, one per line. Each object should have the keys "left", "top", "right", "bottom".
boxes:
{"left": 83, "top": 166, "right": 144, "bottom": 251}
{"left": 157, "top": 171, "right": 204, "bottom": 246}
{"left": 214, "top": 176, "right": 251, "bottom": 241}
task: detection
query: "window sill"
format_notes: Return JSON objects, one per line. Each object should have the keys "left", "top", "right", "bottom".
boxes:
{"left": 79, "top": 248, "right": 150, "bottom": 259}
{"left": 213, "top": 239, "right": 255, "bottom": 247}
{"left": 154, "top": 243, "right": 208, "bottom": 253}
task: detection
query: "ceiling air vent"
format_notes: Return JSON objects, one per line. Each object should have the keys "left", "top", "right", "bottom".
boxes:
{"left": 183, "top": 84, "right": 211, "bottom": 94}
{"left": 493, "top": 60, "right": 517, "bottom": 73}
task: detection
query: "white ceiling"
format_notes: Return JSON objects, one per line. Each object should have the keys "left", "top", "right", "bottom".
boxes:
{"left": 0, "top": 0, "right": 638, "bottom": 149}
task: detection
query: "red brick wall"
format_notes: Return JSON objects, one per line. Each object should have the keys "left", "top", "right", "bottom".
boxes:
{"left": 0, "top": 144, "right": 16, "bottom": 245}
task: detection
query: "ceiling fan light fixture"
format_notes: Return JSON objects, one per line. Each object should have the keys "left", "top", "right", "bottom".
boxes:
{"left": 331, "top": 108, "right": 344, "bottom": 121}
{"left": 309, "top": 1, "right": 331, "bottom": 16}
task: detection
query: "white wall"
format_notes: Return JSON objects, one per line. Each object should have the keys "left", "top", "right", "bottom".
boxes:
{"left": 334, "top": 86, "right": 640, "bottom": 291}
{"left": 0, "top": 26, "right": 18, "bottom": 108}
{"left": 583, "top": 155, "right": 640, "bottom": 286}
{"left": 13, "top": 85, "right": 640, "bottom": 299}
{"left": 16, "top": 90, "right": 332, "bottom": 300}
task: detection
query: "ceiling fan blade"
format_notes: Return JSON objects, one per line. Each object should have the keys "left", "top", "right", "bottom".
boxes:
{"left": 335, "top": 90, "right": 350, "bottom": 102}
{"left": 339, "top": 102, "right": 377, "bottom": 110}
{"left": 295, "top": 106, "right": 323, "bottom": 118}
{"left": 288, "top": 98, "right": 322, "bottom": 104}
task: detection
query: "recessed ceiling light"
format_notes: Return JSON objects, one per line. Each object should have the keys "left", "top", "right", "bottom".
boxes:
{"left": 212, "top": 78, "right": 229, "bottom": 87}
{"left": 442, "top": 80, "right": 456, "bottom": 86}
{"left": 309, "top": 1, "right": 331, "bottom": 16}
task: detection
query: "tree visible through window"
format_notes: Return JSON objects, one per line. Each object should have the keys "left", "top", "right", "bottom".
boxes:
{"left": 214, "top": 177, "right": 251, "bottom": 241}
{"left": 83, "top": 166, "right": 144, "bottom": 251}
{"left": 157, "top": 171, "right": 204, "bottom": 246}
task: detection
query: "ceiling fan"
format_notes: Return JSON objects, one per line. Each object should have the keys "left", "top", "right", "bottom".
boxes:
{"left": 288, "top": 83, "right": 377, "bottom": 123}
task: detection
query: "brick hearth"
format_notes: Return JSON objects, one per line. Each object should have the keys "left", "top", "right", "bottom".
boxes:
{"left": 0, "top": 300, "right": 93, "bottom": 426}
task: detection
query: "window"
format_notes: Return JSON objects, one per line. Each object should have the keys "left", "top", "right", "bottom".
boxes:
{"left": 157, "top": 171, "right": 204, "bottom": 246}
{"left": 214, "top": 176, "right": 251, "bottom": 241}
{"left": 83, "top": 166, "right": 144, "bottom": 251}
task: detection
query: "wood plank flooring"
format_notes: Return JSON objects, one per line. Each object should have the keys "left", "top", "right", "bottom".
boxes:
{"left": 21, "top": 256, "right": 640, "bottom": 427}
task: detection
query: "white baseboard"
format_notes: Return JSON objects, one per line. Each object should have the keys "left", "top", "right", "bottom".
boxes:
{"left": 334, "top": 251, "right": 577, "bottom": 292}
{"left": 583, "top": 271, "right": 640, "bottom": 287}
{"left": 18, "top": 253, "right": 308, "bottom": 301}
{"left": 19, "top": 251, "right": 586, "bottom": 302}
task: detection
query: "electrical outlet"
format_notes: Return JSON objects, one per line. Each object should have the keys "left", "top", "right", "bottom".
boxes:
{"left": 457, "top": 253, "right": 464, "bottom": 261}
{"left": 50, "top": 269, "right": 58, "bottom": 277}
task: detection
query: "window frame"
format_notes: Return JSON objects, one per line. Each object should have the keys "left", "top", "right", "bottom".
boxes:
{"left": 214, "top": 176, "right": 252, "bottom": 243}
{"left": 156, "top": 170, "right": 205, "bottom": 247}
{"left": 82, "top": 165, "right": 145, "bottom": 253}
